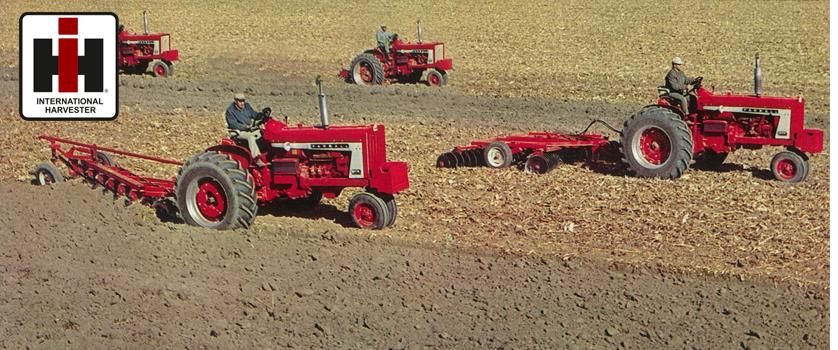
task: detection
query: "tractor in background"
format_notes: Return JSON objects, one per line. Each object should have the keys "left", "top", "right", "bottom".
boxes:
{"left": 340, "top": 20, "right": 453, "bottom": 87}
{"left": 118, "top": 11, "right": 179, "bottom": 77}
{"left": 620, "top": 54, "right": 823, "bottom": 183}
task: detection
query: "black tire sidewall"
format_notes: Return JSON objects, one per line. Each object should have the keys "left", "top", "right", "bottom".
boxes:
{"left": 483, "top": 142, "right": 513, "bottom": 169}
{"left": 349, "top": 193, "right": 389, "bottom": 229}
{"left": 176, "top": 161, "right": 242, "bottom": 229}
{"left": 350, "top": 53, "right": 384, "bottom": 85}
{"left": 621, "top": 109, "right": 693, "bottom": 179}
{"left": 770, "top": 151, "right": 807, "bottom": 183}
{"left": 34, "top": 163, "right": 64, "bottom": 184}
{"left": 152, "top": 61, "right": 170, "bottom": 77}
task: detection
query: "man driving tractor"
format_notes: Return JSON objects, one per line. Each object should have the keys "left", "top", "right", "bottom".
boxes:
{"left": 224, "top": 93, "right": 270, "bottom": 167}
{"left": 376, "top": 25, "right": 396, "bottom": 59}
{"left": 665, "top": 57, "right": 698, "bottom": 114}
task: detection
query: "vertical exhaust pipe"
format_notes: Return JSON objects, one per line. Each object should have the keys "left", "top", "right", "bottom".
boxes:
{"left": 417, "top": 19, "right": 423, "bottom": 43}
{"left": 754, "top": 53, "right": 762, "bottom": 97}
{"left": 315, "top": 75, "right": 329, "bottom": 129}
{"left": 143, "top": 10, "right": 149, "bottom": 34}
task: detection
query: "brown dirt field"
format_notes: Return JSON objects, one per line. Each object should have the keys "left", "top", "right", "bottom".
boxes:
{"left": 0, "top": 182, "right": 829, "bottom": 349}
{"left": 0, "top": 1, "right": 830, "bottom": 348}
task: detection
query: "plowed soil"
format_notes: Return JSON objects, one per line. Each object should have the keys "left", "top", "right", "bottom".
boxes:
{"left": 0, "top": 0, "right": 830, "bottom": 348}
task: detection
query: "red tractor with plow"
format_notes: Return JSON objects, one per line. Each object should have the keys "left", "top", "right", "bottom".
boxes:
{"left": 437, "top": 54, "right": 823, "bottom": 183}
{"left": 340, "top": 21, "right": 453, "bottom": 87}
{"left": 33, "top": 77, "right": 409, "bottom": 230}
{"left": 118, "top": 11, "right": 179, "bottom": 77}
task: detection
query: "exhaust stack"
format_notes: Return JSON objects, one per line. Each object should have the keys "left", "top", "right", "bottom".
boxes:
{"left": 143, "top": 11, "right": 149, "bottom": 34}
{"left": 754, "top": 53, "right": 762, "bottom": 97}
{"left": 315, "top": 75, "right": 329, "bottom": 129}
{"left": 416, "top": 19, "right": 423, "bottom": 43}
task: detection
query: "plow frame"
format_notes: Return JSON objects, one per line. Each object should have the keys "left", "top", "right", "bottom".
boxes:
{"left": 38, "top": 135, "right": 182, "bottom": 202}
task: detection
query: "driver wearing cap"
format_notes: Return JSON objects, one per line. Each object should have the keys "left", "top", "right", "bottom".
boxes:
{"left": 665, "top": 57, "right": 696, "bottom": 114}
{"left": 376, "top": 25, "right": 396, "bottom": 59}
{"left": 225, "top": 93, "right": 267, "bottom": 166}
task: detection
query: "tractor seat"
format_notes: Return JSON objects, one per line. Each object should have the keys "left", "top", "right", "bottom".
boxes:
{"left": 657, "top": 86, "right": 671, "bottom": 97}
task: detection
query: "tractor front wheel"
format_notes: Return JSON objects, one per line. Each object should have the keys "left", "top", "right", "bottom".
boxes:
{"left": 770, "top": 151, "right": 809, "bottom": 183}
{"left": 33, "top": 163, "right": 64, "bottom": 185}
{"left": 427, "top": 69, "right": 447, "bottom": 87}
{"left": 620, "top": 107, "right": 693, "bottom": 179}
{"left": 152, "top": 61, "right": 172, "bottom": 77}
{"left": 348, "top": 192, "right": 390, "bottom": 229}
{"left": 350, "top": 53, "right": 385, "bottom": 85}
{"left": 175, "top": 151, "right": 257, "bottom": 229}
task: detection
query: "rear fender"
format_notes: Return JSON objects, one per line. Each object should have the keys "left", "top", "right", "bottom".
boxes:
{"left": 206, "top": 144, "right": 252, "bottom": 169}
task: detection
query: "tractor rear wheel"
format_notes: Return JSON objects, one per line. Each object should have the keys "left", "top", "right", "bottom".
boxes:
{"left": 620, "top": 107, "right": 693, "bottom": 179}
{"left": 350, "top": 53, "right": 385, "bottom": 85}
{"left": 693, "top": 150, "right": 728, "bottom": 170}
{"left": 427, "top": 69, "right": 446, "bottom": 87}
{"left": 770, "top": 151, "right": 809, "bottom": 183}
{"left": 33, "top": 163, "right": 64, "bottom": 185}
{"left": 483, "top": 141, "right": 514, "bottom": 169}
{"left": 152, "top": 61, "right": 171, "bottom": 77}
{"left": 175, "top": 151, "right": 258, "bottom": 230}
{"left": 349, "top": 192, "right": 390, "bottom": 229}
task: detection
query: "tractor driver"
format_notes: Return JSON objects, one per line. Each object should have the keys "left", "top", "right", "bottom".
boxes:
{"left": 376, "top": 25, "right": 396, "bottom": 59}
{"left": 225, "top": 93, "right": 268, "bottom": 167}
{"left": 665, "top": 57, "right": 697, "bottom": 114}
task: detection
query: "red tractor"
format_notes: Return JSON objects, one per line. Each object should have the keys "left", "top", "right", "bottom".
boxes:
{"left": 118, "top": 11, "right": 179, "bottom": 77}
{"left": 620, "top": 54, "right": 823, "bottom": 183}
{"left": 340, "top": 21, "right": 453, "bottom": 87}
{"left": 34, "top": 77, "right": 409, "bottom": 230}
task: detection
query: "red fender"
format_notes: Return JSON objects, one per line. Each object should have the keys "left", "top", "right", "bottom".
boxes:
{"left": 206, "top": 142, "right": 252, "bottom": 169}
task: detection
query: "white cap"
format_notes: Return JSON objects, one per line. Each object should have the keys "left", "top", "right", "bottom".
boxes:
{"left": 234, "top": 93, "right": 245, "bottom": 100}
{"left": 672, "top": 57, "right": 684, "bottom": 65}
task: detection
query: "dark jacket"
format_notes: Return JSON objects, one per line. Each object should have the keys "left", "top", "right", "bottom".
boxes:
{"left": 665, "top": 68, "right": 693, "bottom": 93}
{"left": 225, "top": 102, "right": 258, "bottom": 130}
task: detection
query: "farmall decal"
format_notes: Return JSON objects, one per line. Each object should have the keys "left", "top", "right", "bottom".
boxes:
{"left": 20, "top": 13, "right": 118, "bottom": 120}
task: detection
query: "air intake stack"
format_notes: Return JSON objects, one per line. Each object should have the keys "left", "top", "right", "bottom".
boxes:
{"left": 316, "top": 76, "right": 329, "bottom": 129}
{"left": 143, "top": 11, "right": 149, "bottom": 34}
{"left": 754, "top": 53, "right": 762, "bottom": 97}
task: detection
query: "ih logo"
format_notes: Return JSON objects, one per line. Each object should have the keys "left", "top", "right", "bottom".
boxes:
{"left": 20, "top": 13, "right": 118, "bottom": 120}
{"left": 34, "top": 17, "right": 104, "bottom": 93}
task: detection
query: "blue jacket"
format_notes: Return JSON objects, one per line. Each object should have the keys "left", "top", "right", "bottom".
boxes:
{"left": 225, "top": 102, "right": 258, "bottom": 130}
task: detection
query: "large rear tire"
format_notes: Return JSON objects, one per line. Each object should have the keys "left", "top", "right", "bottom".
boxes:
{"left": 620, "top": 107, "right": 693, "bottom": 179}
{"left": 175, "top": 151, "right": 257, "bottom": 230}
{"left": 350, "top": 53, "right": 385, "bottom": 85}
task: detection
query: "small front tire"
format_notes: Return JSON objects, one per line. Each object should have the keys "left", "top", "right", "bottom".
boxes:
{"left": 770, "top": 151, "right": 809, "bottom": 183}
{"left": 348, "top": 192, "right": 390, "bottom": 230}
{"left": 33, "top": 163, "right": 64, "bottom": 185}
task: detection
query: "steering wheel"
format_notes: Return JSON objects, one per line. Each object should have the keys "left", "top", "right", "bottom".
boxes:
{"left": 252, "top": 107, "right": 273, "bottom": 128}
{"left": 689, "top": 76, "right": 704, "bottom": 92}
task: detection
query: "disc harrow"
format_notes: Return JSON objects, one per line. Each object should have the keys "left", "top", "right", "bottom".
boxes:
{"left": 436, "top": 123, "right": 619, "bottom": 174}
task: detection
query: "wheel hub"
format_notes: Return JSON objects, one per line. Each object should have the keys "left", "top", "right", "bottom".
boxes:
{"left": 353, "top": 202, "right": 376, "bottom": 228}
{"left": 776, "top": 159, "right": 797, "bottom": 180}
{"left": 487, "top": 148, "right": 505, "bottom": 167}
{"left": 189, "top": 178, "right": 227, "bottom": 223}
{"left": 636, "top": 127, "right": 671, "bottom": 166}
